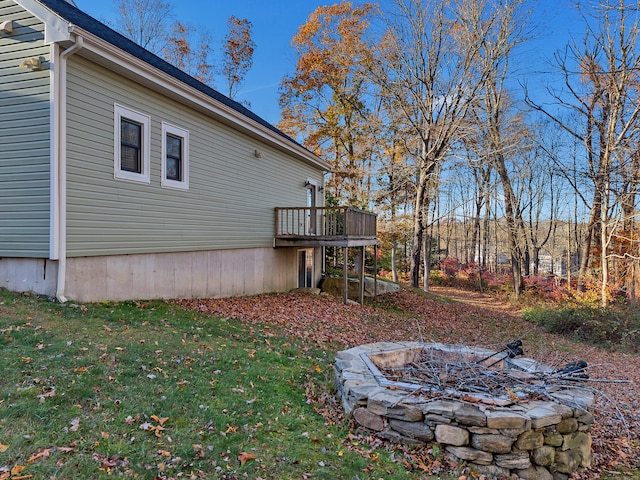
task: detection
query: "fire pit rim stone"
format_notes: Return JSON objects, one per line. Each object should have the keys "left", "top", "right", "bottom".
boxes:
{"left": 334, "top": 341, "right": 596, "bottom": 416}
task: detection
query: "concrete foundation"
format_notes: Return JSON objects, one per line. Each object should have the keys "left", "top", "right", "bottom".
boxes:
{"left": 0, "top": 258, "right": 57, "bottom": 297}
{"left": 1, "top": 246, "right": 320, "bottom": 302}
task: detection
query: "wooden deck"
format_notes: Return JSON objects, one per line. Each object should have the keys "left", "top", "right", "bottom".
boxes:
{"left": 274, "top": 207, "right": 377, "bottom": 247}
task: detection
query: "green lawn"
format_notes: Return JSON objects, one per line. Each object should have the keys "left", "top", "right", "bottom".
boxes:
{"left": 0, "top": 289, "right": 451, "bottom": 480}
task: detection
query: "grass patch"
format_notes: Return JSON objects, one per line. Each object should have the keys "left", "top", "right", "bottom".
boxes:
{"left": 522, "top": 304, "right": 640, "bottom": 353}
{"left": 0, "top": 289, "right": 450, "bottom": 479}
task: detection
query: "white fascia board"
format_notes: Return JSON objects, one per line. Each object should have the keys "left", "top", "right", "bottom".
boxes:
{"left": 15, "top": 0, "right": 72, "bottom": 44}
{"left": 74, "top": 29, "right": 331, "bottom": 172}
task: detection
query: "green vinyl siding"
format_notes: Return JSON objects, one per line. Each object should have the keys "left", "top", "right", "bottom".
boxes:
{"left": 0, "top": 0, "right": 51, "bottom": 257}
{"left": 65, "top": 56, "right": 324, "bottom": 257}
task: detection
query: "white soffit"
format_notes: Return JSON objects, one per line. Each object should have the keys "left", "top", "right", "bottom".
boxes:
{"left": 15, "top": 0, "right": 72, "bottom": 44}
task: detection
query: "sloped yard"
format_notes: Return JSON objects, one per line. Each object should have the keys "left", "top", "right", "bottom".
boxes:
{"left": 0, "top": 286, "right": 637, "bottom": 479}
{"left": 178, "top": 287, "right": 640, "bottom": 478}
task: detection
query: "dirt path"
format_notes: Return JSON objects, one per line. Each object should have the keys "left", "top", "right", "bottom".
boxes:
{"left": 428, "top": 285, "right": 523, "bottom": 316}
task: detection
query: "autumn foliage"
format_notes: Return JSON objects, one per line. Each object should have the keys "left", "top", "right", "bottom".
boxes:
{"left": 179, "top": 287, "right": 640, "bottom": 478}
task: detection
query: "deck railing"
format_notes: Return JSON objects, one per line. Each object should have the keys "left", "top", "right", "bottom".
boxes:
{"left": 275, "top": 207, "right": 376, "bottom": 238}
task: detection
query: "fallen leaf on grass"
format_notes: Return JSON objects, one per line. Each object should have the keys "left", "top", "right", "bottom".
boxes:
{"left": 27, "top": 448, "right": 51, "bottom": 464}
{"left": 140, "top": 417, "right": 167, "bottom": 438}
{"left": 0, "top": 443, "right": 8, "bottom": 453}
{"left": 150, "top": 415, "right": 169, "bottom": 426}
{"left": 92, "top": 453, "right": 129, "bottom": 470}
{"left": 177, "top": 288, "right": 640, "bottom": 477}
{"left": 238, "top": 452, "right": 256, "bottom": 466}
{"left": 69, "top": 418, "right": 80, "bottom": 432}
{"left": 37, "top": 389, "right": 55, "bottom": 403}
{"left": 192, "top": 444, "right": 206, "bottom": 458}
{"left": 11, "top": 465, "right": 26, "bottom": 476}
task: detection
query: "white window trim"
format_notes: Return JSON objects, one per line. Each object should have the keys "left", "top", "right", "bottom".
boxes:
{"left": 161, "top": 122, "right": 189, "bottom": 190}
{"left": 114, "top": 104, "right": 151, "bottom": 184}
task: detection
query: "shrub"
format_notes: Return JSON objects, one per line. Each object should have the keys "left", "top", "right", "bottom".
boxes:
{"left": 429, "top": 270, "right": 448, "bottom": 285}
{"left": 523, "top": 304, "right": 640, "bottom": 353}
{"left": 441, "top": 257, "right": 459, "bottom": 277}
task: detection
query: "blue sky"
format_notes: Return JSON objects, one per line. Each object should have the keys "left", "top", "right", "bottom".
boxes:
{"left": 73, "top": 0, "right": 580, "bottom": 125}
{"left": 74, "top": 0, "right": 359, "bottom": 124}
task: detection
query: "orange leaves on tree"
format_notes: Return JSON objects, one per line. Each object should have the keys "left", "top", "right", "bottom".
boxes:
{"left": 222, "top": 15, "right": 255, "bottom": 99}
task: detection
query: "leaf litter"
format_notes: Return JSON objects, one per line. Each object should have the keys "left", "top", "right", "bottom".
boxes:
{"left": 178, "top": 287, "right": 640, "bottom": 478}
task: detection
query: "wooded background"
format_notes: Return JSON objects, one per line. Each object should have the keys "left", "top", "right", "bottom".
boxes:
{"left": 113, "top": 0, "right": 640, "bottom": 306}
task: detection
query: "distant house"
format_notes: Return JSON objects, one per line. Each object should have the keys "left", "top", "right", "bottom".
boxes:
{"left": 0, "top": 0, "right": 376, "bottom": 302}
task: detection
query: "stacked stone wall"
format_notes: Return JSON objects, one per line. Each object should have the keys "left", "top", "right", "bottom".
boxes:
{"left": 335, "top": 342, "right": 595, "bottom": 479}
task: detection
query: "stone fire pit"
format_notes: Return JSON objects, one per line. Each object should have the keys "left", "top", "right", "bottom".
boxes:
{"left": 334, "top": 342, "right": 595, "bottom": 479}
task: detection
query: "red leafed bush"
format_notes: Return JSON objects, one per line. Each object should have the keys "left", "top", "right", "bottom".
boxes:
{"left": 524, "top": 275, "right": 557, "bottom": 295}
{"left": 440, "top": 257, "right": 459, "bottom": 277}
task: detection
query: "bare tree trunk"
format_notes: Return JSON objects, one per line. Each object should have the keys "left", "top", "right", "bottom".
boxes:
{"left": 483, "top": 187, "right": 492, "bottom": 270}
{"left": 410, "top": 176, "right": 428, "bottom": 288}
{"left": 423, "top": 235, "right": 431, "bottom": 292}
{"left": 578, "top": 196, "right": 600, "bottom": 290}
{"left": 494, "top": 156, "right": 525, "bottom": 297}
{"left": 567, "top": 219, "right": 572, "bottom": 289}
{"left": 601, "top": 182, "right": 609, "bottom": 307}
{"left": 391, "top": 240, "right": 398, "bottom": 283}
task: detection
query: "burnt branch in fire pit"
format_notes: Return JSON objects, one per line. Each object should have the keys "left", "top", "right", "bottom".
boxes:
{"left": 377, "top": 345, "right": 593, "bottom": 405}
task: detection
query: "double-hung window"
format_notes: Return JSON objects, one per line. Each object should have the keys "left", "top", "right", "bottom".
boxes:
{"left": 161, "top": 122, "right": 189, "bottom": 190}
{"left": 114, "top": 104, "right": 150, "bottom": 183}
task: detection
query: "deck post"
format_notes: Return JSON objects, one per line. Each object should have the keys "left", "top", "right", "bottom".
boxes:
{"left": 374, "top": 244, "right": 377, "bottom": 300}
{"left": 343, "top": 246, "right": 348, "bottom": 304}
{"left": 359, "top": 246, "right": 365, "bottom": 305}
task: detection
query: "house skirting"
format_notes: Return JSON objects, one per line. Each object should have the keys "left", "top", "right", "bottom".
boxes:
{"left": 0, "top": 258, "right": 58, "bottom": 297}
{"left": 1, "top": 247, "right": 321, "bottom": 303}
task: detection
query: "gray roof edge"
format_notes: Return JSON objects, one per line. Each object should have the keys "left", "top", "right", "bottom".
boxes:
{"left": 32, "top": 0, "right": 328, "bottom": 170}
